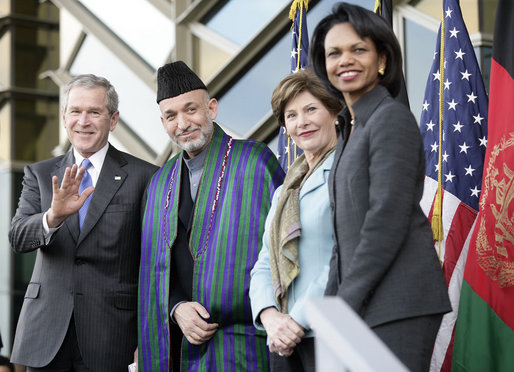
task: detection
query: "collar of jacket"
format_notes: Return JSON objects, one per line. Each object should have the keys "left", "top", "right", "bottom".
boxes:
{"left": 350, "top": 84, "right": 390, "bottom": 129}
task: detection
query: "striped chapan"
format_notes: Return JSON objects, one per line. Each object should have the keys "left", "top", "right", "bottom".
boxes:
{"left": 138, "top": 124, "right": 284, "bottom": 371}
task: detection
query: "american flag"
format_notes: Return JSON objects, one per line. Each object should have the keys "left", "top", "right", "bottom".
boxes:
{"left": 419, "top": 0, "right": 488, "bottom": 370}
{"left": 277, "top": 0, "right": 308, "bottom": 171}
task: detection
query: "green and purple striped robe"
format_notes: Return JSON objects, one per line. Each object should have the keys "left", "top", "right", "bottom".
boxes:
{"left": 138, "top": 125, "right": 284, "bottom": 371}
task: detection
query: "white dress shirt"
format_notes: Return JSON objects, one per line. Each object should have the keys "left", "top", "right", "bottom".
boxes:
{"left": 42, "top": 143, "right": 109, "bottom": 239}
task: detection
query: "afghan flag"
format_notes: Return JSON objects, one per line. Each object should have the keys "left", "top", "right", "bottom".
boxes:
{"left": 452, "top": 1, "right": 514, "bottom": 370}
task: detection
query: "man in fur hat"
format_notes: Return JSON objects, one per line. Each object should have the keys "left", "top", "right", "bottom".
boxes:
{"left": 138, "top": 61, "right": 284, "bottom": 371}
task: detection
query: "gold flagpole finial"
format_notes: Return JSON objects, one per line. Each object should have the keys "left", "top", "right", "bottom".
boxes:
{"left": 374, "top": 0, "right": 382, "bottom": 15}
{"left": 289, "top": 0, "right": 309, "bottom": 21}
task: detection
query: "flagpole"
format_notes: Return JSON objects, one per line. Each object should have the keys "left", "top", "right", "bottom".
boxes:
{"left": 432, "top": 7, "right": 445, "bottom": 248}
{"left": 281, "top": 0, "right": 309, "bottom": 170}
{"left": 293, "top": 0, "right": 307, "bottom": 164}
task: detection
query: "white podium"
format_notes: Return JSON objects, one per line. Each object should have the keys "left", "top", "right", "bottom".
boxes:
{"left": 306, "top": 297, "right": 409, "bottom": 372}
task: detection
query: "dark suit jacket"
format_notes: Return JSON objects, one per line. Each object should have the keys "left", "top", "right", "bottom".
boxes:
{"left": 9, "top": 144, "right": 157, "bottom": 371}
{"left": 325, "top": 85, "right": 451, "bottom": 328}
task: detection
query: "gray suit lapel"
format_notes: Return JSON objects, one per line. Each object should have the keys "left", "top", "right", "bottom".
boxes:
{"left": 77, "top": 146, "right": 127, "bottom": 245}
{"left": 329, "top": 138, "right": 344, "bottom": 204}
{"left": 52, "top": 151, "right": 81, "bottom": 243}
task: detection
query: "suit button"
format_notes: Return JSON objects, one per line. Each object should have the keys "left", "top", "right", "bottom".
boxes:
{"left": 75, "top": 258, "right": 85, "bottom": 265}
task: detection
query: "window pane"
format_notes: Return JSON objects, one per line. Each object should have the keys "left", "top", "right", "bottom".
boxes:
{"left": 0, "top": 30, "right": 11, "bottom": 88}
{"left": 405, "top": 18, "right": 438, "bottom": 124}
{"left": 267, "top": 133, "right": 279, "bottom": 156}
{"left": 78, "top": 0, "right": 174, "bottom": 68}
{"left": 194, "top": 36, "right": 232, "bottom": 82}
{"left": 70, "top": 34, "right": 168, "bottom": 154}
{"left": 203, "top": 0, "right": 290, "bottom": 46}
{"left": 215, "top": 34, "right": 289, "bottom": 137}
{"left": 0, "top": 170, "right": 13, "bottom": 333}
{"left": 0, "top": 104, "right": 11, "bottom": 162}
{"left": 475, "top": 46, "right": 492, "bottom": 91}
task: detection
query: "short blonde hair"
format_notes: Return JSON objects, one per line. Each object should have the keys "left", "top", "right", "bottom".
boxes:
{"left": 271, "top": 68, "right": 342, "bottom": 126}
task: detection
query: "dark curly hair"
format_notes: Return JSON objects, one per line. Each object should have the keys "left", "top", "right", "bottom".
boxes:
{"left": 309, "top": 2, "right": 403, "bottom": 99}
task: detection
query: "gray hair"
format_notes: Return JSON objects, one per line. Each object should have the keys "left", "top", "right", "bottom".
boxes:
{"left": 63, "top": 74, "right": 119, "bottom": 115}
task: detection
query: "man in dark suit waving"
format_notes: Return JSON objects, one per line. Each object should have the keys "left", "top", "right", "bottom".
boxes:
{"left": 9, "top": 74, "right": 157, "bottom": 371}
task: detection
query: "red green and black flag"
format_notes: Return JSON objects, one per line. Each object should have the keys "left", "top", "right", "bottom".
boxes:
{"left": 452, "top": 1, "right": 514, "bottom": 370}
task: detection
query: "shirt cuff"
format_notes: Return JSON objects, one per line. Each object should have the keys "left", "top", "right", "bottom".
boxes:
{"left": 42, "top": 211, "right": 62, "bottom": 244}
{"left": 170, "top": 301, "right": 187, "bottom": 324}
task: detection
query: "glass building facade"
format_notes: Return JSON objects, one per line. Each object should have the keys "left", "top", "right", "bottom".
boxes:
{"left": 0, "top": 0, "right": 498, "bottom": 358}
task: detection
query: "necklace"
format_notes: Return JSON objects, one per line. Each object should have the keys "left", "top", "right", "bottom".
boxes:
{"left": 162, "top": 137, "right": 234, "bottom": 257}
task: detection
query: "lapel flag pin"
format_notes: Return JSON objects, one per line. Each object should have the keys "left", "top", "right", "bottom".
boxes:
{"left": 115, "top": 176, "right": 122, "bottom": 181}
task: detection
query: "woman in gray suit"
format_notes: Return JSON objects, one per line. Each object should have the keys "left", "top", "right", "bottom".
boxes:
{"left": 250, "top": 69, "right": 342, "bottom": 372}
{"left": 310, "top": 3, "right": 451, "bottom": 371}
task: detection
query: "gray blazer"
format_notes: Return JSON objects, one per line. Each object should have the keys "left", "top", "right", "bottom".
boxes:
{"left": 9, "top": 144, "right": 157, "bottom": 371}
{"left": 325, "top": 85, "right": 451, "bottom": 328}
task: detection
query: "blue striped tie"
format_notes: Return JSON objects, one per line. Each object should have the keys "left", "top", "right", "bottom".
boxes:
{"left": 78, "top": 159, "right": 93, "bottom": 229}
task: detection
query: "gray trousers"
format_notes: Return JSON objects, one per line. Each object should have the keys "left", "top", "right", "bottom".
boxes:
{"left": 373, "top": 313, "right": 443, "bottom": 372}
{"left": 27, "top": 316, "right": 89, "bottom": 372}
